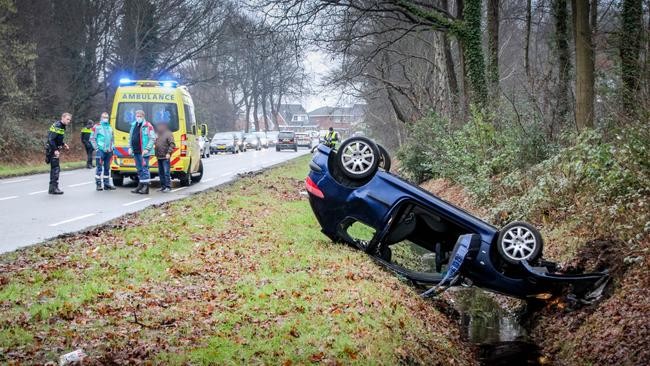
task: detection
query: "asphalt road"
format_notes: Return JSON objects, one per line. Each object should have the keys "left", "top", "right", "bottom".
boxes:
{"left": 0, "top": 148, "right": 309, "bottom": 254}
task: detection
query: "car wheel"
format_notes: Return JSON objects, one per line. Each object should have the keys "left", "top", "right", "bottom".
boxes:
{"left": 497, "top": 221, "right": 543, "bottom": 264}
{"left": 336, "top": 137, "right": 380, "bottom": 180}
{"left": 112, "top": 172, "right": 124, "bottom": 187}
{"left": 377, "top": 144, "right": 391, "bottom": 172}
{"left": 191, "top": 160, "right": 203, "bottom": 183}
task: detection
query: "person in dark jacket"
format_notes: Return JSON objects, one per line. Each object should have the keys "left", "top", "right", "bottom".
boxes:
{"left": 128, "top": 109, "right": 156, "bottom": 194}
{"left": 81, "top": 120, "right": 94, "bottom": 168}
{"left": 154, "top": 122, "right": 175, "bottom": 192}
{"left": 46, "top": 112, "right": 72, "bottom": 194}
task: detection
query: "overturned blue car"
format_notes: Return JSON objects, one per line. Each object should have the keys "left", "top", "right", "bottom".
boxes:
{"left": 305, "top": 137, "right": 608, "bottom": 301}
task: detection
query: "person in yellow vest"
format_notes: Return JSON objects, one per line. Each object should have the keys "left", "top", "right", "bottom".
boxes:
{"left": 81, "top": 120, "right": 94, "bottom": 169}
{"left": 325, "top": 127, "right": 340, "bottom": 149}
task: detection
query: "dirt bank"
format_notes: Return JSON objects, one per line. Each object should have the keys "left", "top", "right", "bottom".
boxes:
{"left": 420, "top": 178, "right": 650, "bottom": 365}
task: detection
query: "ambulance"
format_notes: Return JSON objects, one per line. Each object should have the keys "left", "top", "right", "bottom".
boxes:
{"left": 109, "top": 79, "right": 208, "bottom": 186}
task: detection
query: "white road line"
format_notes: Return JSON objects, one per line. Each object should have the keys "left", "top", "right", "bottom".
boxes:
{"left": 68, "top": 181, "right": 93, "bottom": 187}
{"left": 0, "top": 195, "right": 19, "bottom": 201}
{"left": 123, "top": 198, "right": 151, "bottom": 206}
{"left": 1, "top": 178, "right": 30, "bottom": 184}
{"left": 28, "top": 190, "right": 48, "bottom": 195}
{"left": 49, "top": 213, "right": 95, "bottom": 227}
{"left": 203, "top": 178, "right": 215, "bottom": 183}
{"left": 220, "top": 171, "right": 234, "bottom": 177}
{"left": 171, "top": 187, "right": 187, "bottom": 193}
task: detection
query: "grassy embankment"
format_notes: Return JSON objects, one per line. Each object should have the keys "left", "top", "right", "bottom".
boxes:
{"left": 0, "top": 160, "right": 87, "bottom": 179}
{"left": 0, "top": 155, "right": 476, "bottom": 365}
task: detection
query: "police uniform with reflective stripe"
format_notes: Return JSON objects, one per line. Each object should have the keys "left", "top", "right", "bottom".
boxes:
{"left": 81, "top": 126, "right": 94, "bottom": 167}
{"left": 47, "top": 121, "right": 66, "bottom": 191}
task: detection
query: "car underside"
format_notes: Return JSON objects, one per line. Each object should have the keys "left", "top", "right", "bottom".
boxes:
{"left": 306, "top": 137, "right": 609, "bottom": 302}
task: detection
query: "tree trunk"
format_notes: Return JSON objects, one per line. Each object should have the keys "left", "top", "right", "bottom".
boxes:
{"left": 461, "top": 0, "right": 488, "bottom": 108}
{"left": 487, "top": 0, "right": 499, "bottom": 98}
{"left": 524, "top": 0, "right": 532, "bottom": 78}
{"left": 555, "top": 0, "right": 571, "bottom": 127}
{"left": 572, "top": 0, "right": 595, "bottom": 130}
{"left": 441, "top": 0, "right": 459, "bottom": 118}
{"left": 261, "top": 92, "right": 269, "bottom": 131}
{"left": 456, "top": 0, "right": 469, "bottom": 119}
{"left": 252, "top": 91, "right": 260, "bottom": 132}
{"left": 620, "top": 0, "right": 643, "bottom": 115}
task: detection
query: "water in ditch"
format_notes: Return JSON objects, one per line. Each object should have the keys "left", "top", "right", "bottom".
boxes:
{"left": 448, "top": 287, "right": 547, "bottom": 366}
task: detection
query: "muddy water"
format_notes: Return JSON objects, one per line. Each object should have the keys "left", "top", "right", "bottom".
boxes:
{"left": 448, "top": 288, "right": 544, "bottom": 365}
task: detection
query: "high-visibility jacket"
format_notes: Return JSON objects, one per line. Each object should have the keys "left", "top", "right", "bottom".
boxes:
{"left": 326, "top": 131, "right": 339, "bottom": 142}
{"left": 90, "top": 121, "right": 114, "bottom": 152}
{"left": 47, "top": 121, "right": 66, "bottom": 153}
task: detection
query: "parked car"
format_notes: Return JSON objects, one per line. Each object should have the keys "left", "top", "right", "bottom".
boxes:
{"left": 305, "top": 137, "right": 608, "bottom": 301}
{"left": 244, "top": 133, "right": 262, "bottom": 150}
{"left": 267, "top": 131, "right": 279, "bottom": 146}
{"left": 276, "top": 131, "right": 298, "bottom": 152}
{"left": 227, "top": 131, "right": 246, "bottom": 152}
{"left": 210, "top": 132, "right": 238, "bottom": 154}
{"left": 254, "top": 131, "right": 269, "bottom": 148}
{"left": 295, "top": 132, "right": 312, "bottom": 148}
{"left": 198, "top": 135, "right": 211, "bottom": 158}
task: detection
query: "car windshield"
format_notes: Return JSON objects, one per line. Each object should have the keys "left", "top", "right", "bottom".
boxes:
{"left": 255, "top": 132, "right": 267, "bottom": 138}
{"left": 278, "top": 132, "right": 294, "bottom": 138}
{"left": 213, "top": 133, "right": 232, "bottom": 139}
{"left": 245, "top": 134, "right": 256, "bottom": 140}
{"left": 116, "top": 102, "right": 179, "bottom": 132}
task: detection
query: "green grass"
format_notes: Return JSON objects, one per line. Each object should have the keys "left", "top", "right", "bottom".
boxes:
{"left": 0, "top": 156, "right": 474, "bottom": 365}
{"left": 0, "top": 160, "right": 87, "bottom": 178}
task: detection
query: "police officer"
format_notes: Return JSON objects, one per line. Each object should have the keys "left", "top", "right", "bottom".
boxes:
{"left": 81, "top": 120, "right": 94, "bottom": 169}
{"left": 46, "top": 112, "right": 71, "bottom": 195}
{"left": 325, "top": 127, "right": 340, "bottom": 149}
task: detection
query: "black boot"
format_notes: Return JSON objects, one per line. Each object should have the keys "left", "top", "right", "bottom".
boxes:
{"left": 49, "top": 184, "right": 64, "bottom": 195}
{"left": 131, "top": 183, "right": 143, "bottom": 194}
{"left": 103, "top": 178, "right": 116, "bottom": 190}
{"left": 96, "top": 179, "right": 103, "bottom": 191}
{"left": 138, "top": 183, "right": 149, "bottom": 195}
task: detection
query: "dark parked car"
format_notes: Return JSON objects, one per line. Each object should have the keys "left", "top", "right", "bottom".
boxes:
{"left": 276, "top": 131, "right": 298, "bottom": 152}
{"left": 244, "top": 133, "right": 262, "bottom": 150}
{"left": 305, "top": 137, "right": 608, "bottom": 301}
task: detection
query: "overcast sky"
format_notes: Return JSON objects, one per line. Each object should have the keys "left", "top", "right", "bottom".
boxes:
{"left": 291, "top": 50, "right": 358, "bottom": 112}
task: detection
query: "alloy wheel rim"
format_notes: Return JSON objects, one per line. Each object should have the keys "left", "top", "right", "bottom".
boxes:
{"left": 341, "top": 141, "right": 375, "bottom": 175}
{"left": 501, "top": 226, "right": 537, "bottom": 261}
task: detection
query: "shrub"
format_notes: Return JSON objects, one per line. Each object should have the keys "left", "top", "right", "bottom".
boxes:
{"left": 397, "top": 108, "right": 552, "bottom": 202}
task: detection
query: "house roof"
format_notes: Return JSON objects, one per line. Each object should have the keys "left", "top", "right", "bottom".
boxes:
{"left": 277, "top": 104, "right": 315, "bottom": 127}
{"left": 308, "top": 104, "right": 367, "bottom": 117}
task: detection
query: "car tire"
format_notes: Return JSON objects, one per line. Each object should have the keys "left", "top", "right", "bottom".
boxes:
{"left": 112, "top": 172, "right": 124, "bottom": 187}
{"left": 336, "top": 137, "right": 380, "bottom": 180}
{"left": 497, "top": 221, "right": 543, "bottom": 264}
{"left": 191, "top": 160, "right": 203, "bottom": 183}
{"left": 179, "top": 161, "right": 192, "bottom": 187}
{"left": 377, "top": 144, "right": 391, "bottom": 172}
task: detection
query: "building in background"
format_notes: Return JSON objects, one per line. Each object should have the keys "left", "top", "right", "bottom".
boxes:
{"left": 276, "top": 104, "right": 318, "bottom": 132}
{"left": 307, "top": 104, "right": 366, "bottom": 136}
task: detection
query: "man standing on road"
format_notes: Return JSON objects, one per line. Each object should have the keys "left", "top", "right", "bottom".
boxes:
{"left": 128, "top": 109, "right": 156, "bottom": 195}
{"left": 91, "top": 112, "right": 116, "bottom": 191}
{"left": 46, "top": 112, "right": 71, "bottom": 195}
{"left": 154, "top": 122, "right": 175, "bottom": 193}
{"left": 81, "top": 120, "right": 94, "bottom": 169}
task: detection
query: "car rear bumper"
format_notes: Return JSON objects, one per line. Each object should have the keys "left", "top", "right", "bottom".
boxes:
{"left": 277, "top": 144, "right": 297, "bottom": 149}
